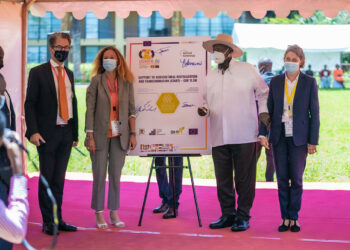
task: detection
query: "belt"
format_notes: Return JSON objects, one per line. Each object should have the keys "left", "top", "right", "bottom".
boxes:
{"left": 56, "top": 119, "right": 72, "bottom": 128}
{"left": 56, "top": 123, "right": 70, "bottom": 128}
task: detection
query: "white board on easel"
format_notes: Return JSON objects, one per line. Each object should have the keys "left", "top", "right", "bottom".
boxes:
{"left": 126, "top": 36, "right": 211, "bottom": 156}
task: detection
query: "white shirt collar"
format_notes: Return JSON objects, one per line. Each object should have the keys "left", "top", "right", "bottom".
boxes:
{"left": 50, "top": 58, "right": 63, "bottom": 68}
{"left": 285, "top": 72, "right": 300, "bottom": 85}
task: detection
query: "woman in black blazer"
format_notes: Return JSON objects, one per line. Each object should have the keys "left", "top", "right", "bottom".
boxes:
{"left": 260, "top": 45, "right": 320, "bottom": 232}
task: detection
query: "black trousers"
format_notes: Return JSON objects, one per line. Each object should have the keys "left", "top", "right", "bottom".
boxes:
{"left": 256, "top": 142, "right": 276, "bottom": 181}
{"left": 273, "top": 130, "right": 307, "bottom": 220}
{"left": 212, "top": 143, "right": 257, "bottom": 220}
{"left": 37, "top": 124, "right": 73, "bottom": 223}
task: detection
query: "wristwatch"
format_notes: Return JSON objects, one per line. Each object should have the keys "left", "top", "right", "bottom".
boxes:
{"left": 129, "top": 131, "right": 136, "bottom": 136}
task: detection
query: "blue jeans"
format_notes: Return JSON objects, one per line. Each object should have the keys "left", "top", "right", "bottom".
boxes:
{"left": 321, "top": 76, "right": 330, "bottom": 88}
{"left": 333, "top": 80, "right": 344, "bottom": 89}
{"left": 155, "top": 157, "right": 183, "bottom": 208}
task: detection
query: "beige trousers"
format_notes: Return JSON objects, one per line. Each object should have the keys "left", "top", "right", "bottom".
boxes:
{"left": 91, "top": 137, "right": 126, "bottom": 211}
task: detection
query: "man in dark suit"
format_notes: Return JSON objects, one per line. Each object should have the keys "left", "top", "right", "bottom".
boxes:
{"left": 25, "top": 32, "right": 78, "bottom": 235}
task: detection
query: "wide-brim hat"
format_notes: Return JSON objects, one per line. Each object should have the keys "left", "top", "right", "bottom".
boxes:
{"left": 202, "top": 33, "right": 243, "bottom": 58}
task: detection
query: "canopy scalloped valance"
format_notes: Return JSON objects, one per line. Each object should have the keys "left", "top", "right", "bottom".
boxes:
{"left": 30, "top": 0, "right": 350, "bottom": 19}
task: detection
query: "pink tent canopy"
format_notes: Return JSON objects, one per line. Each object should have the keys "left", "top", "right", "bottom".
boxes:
{"left": 0, "top": 0, "right": 350, "bottom": 170}
{"left": 30, "top": 0, "right": 350, "bottom": 19}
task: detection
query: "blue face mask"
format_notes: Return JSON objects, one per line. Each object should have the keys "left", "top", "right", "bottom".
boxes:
{"left": 103, "top": 59, "right": 117, "bottom": 72}
{"left": 284, "top": 62, "right": 299, "bottom": 74}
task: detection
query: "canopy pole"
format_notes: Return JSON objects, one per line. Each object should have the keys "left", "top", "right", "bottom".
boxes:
{"left": 21, "top": 0, "right": 36, "bottom": 174}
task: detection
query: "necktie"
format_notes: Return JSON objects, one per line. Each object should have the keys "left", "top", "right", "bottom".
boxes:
{"left": 57, "top": 66, "right": 69, "bottom": 122}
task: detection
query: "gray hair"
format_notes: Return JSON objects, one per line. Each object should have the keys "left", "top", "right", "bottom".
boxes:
{"left": 48, "top": 32, "right": 71, "bottom": 48}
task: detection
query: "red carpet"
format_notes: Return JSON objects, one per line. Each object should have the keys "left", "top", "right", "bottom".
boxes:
{"left": 14, "top": 177, "right": 350, "bottom": 250}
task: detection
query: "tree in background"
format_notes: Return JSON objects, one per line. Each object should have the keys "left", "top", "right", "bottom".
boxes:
{"left": 265, "top": 10, "right": 350, "bottom": 24}
{"left": 61, "top": 12, "right": 81, "bottom": 79}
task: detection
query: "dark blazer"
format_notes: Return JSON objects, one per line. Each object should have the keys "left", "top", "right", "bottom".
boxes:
{"left": 25, "top": 62, "right": 78, "bottom": 141}
{"left": 0, "top": 90, "right": 16, "bottom": 131}
{"left": 259, "top": 72, "right": 320, "bottom": 146}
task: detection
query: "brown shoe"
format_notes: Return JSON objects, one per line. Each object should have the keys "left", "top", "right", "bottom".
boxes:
{"left": 162, "top": 208, "right": 177, "bottom": 219}
{"left": 153, "top": 203, "right": 168, "bottom": 214}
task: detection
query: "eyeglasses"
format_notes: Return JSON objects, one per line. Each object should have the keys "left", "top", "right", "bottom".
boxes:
{"left": 53, "top": 45, "right": 70, "bottom": 51}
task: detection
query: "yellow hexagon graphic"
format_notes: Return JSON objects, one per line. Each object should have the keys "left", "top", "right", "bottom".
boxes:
{"left": 156, "top": 93, "right": 180, "bottom": 114}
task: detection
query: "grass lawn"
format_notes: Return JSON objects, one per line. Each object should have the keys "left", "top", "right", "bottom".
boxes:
{"left": 26, "top": 86, "right": 350, "bottom": 182}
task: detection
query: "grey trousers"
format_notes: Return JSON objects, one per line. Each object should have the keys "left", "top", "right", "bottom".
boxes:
{"left": 91, "top": 137, "right": 126, "bottom": 211}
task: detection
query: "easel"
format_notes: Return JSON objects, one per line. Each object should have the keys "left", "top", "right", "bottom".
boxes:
{"left": 138, "top": 154, "right": 202, "bottom": 227}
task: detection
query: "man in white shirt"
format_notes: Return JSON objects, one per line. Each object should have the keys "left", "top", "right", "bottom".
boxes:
{"left": 199, "top": 34, "right": 269, "bottom": 231}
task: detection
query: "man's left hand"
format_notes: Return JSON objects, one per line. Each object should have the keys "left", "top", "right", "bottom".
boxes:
{"left": 73, "top": 141, "right": 79, "bottom": 147}
{"left": 259, "top": 112, "right": 271, "bottom": 128}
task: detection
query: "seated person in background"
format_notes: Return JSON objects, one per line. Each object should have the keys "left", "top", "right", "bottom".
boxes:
{"left": 333, "top": 64, "right": 345, "bottom": 89}
{"left": 305, "top": 64, "right": 314, "bottom": 77}
{"left": 0, "top": 111, "right": 29, "bottom": 245}
{"left": 320, "top": 65, "right": 331, "bottom": 89}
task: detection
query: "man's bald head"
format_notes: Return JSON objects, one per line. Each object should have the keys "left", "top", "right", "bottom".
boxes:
{"left": 258, "top": 58, "right": 272, "bottom": 73}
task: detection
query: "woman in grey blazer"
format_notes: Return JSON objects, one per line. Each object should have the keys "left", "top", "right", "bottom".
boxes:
{"left": 85, "top": 46, "right": 136, "bottom": 229}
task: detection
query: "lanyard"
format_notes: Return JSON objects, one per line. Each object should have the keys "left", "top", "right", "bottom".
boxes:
{"left": 284, "top": 77, "right": 298, "bottom": 117}
{"left": 50, "top": 63, "right": 66, "bottom": 83}
{"left": 106, "top": 78, "right": 118, "bottom": 118}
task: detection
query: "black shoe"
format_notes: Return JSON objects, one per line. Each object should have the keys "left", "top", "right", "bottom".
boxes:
{"left": 209, "top": 215, "right": 235, "bottom": 229}
{"left": 153, "top": 203, "right": 169, "bottom": 214}
{"left": 162, "top": 208, "right": 177, "bottom": 219}
{"left": 58, "top": 221, "right": 77, "bottom": 232}
{"left": 42, "top": 222, "right": 59, "bottom": 235}
{"left": 231, "top": 218, "right": 250, "bottom": 232}
{"left": 290, "top": 220, "right": 300, "bottom": 232}
{"left": 278, "top": 219, "right": 290, "bottom": 232}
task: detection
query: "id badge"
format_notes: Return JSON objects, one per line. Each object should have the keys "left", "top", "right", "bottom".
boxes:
{"left": 111, "top": 120, "right": 120, "bottom": 136}
{"left": 285, "top": 120, "right": 293, "bottom": 137}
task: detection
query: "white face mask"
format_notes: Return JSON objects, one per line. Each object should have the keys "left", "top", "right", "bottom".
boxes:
{"left": 284, "top": 62, "right": 299, "bottom": 74}
{"left": 103, "top": 59, "right": 117, "bottom": 72}
{"left": 213, "top": 51, "right": 226, "bottom": 64}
